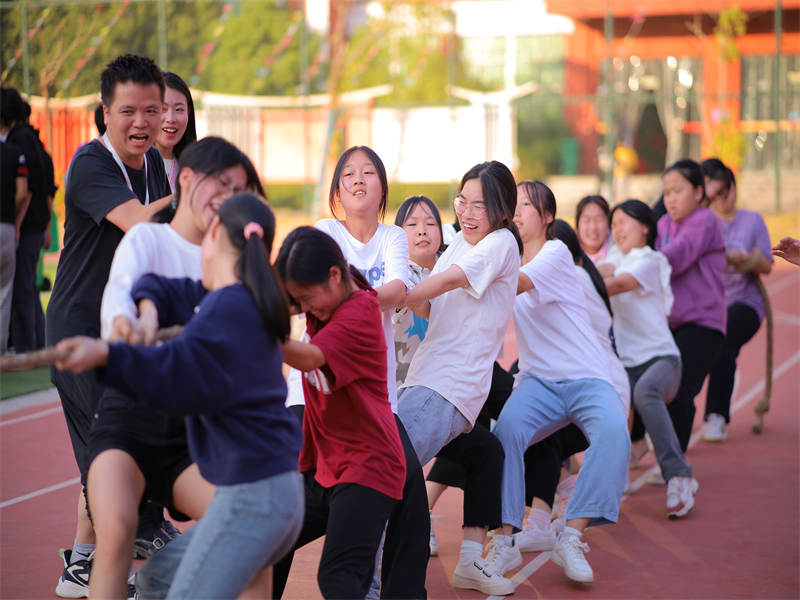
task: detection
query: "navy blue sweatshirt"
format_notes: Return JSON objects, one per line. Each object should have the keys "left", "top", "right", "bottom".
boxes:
{"left": 101, "top": 275, "right": 301, "bottom": 486}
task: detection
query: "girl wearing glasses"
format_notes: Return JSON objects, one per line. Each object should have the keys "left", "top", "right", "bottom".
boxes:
{"left": 397, "top": 161, "right": 521, "bottom": 596}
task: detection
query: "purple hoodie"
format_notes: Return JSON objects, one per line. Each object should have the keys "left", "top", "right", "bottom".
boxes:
{"left": 656, "top": 206, "right": 726, "bottom": 334}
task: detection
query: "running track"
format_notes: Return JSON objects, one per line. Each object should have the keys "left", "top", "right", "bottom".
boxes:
{"left": 1, "top": 264, "right": 798, "bottom": 599}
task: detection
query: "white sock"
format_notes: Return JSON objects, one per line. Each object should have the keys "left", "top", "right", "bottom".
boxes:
{"left": 459, "top": 540, "right": 483, "bottom": 566}
{"left": 561, "top": 526, "right": 582, "bottom": 541}
{"left": 493, "top": 533, "right": 512, "bottom": 547}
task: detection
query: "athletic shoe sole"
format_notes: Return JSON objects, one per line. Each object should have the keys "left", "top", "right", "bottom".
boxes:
{"left": 550, "top": 550, "right": 594, "bottom": 584}
{"left": 667, "top": 479, "right": 699, "bottom": 519}
{"left": 453, "top": 568, "right": 514, "bottom": 595}
{"left": 55, "top": 578, "right": 89, "bottom": 599}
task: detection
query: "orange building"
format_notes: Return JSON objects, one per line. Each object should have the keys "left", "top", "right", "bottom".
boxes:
{"left": 546, "top": 1, "right": 799, "bottom": 176}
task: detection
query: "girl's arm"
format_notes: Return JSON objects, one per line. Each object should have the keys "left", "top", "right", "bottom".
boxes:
{"left": 602, "top": 273, "right": 640, "bottom": 296}
{"left": 404, "top": 264, "right": 468, "bottom": 305}
{"left": 282, "top": 340, "right": 326, "bottom": 372}
{"left": 101, "top": 226, "right": 151, "bottom": 341}
{"left": 517, "top": 272, "right": 534, "bottom": 295}
{"left": 659, "top": 213, "right": 722, "bottom": 277}
{"left": 375, "top": 279, "right": 407, "bottom": 312}
{"left": 726, "top": 247, "right": 772, "bottom": 274}
{"left": 131, "top": 274, "right": 207, "bottom": 327}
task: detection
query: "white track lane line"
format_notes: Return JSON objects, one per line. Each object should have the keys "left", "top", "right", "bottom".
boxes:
{"left": 486, "top": 348, "right": 800, "bottom": 598}
{"left": 0, "top": 405, "right": 62, "bottom": 427}
{"left": 0, "top": 476, "right": 80, "bottom": 509}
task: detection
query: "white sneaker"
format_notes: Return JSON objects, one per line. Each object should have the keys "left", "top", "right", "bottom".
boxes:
{"left": 551, "top": 533, "right": 594, "bottom": 583}
{"left": 453, "top": 558, "right": 515, "bottom": 595}
{"left": 704, "top": 413, "right": 727, "bottom": 442}
{"left": 666, "top": 476, "right": 699, "bottom": 518}
{"left": 429, "top": 527, "right": 439, "bottom": 557}
{"left": 485, "top": 535, "right": 523, "bottom": 575}
{"left": 515, "top": 519, "right": 557, "bottom": 553}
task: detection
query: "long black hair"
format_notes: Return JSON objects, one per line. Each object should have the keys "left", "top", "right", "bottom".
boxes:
{"left": 328, "top": 145, "right": 389, "bottom": 220}
{"left": 215, "top": 192, "right": 289, "bottom": 341}
{"left": 163, "top": 72, "right": 197, "bottom": 161}
{"left": 154, "top": 136, "right": 263, "bottom": 223}
{"left": 459, "top": 161, "right": 522, "bottom": 254}
{"left": 610, "top": 199, "right": 657, "bottom": 248}
{"left": 518, "top": 180, "right": 557, "bottom": 240}
{"left": 276, "top": 226, "right": 370, "bottom": 293}
{"left": 553, "top": 219, "right": 612, "bottom": 317}
{"left": 395, "top": 195, "right": 445, "bottom": 252}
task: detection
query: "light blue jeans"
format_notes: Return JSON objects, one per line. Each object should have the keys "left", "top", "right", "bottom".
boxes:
{"left": 493, "top": 375, "right": 629, "bottom": 532}
{"left": 397, "top": 385, "right": 470, "bottom": 466}
{"left": 136, "top": 470, "right": 304, "bottom": 599}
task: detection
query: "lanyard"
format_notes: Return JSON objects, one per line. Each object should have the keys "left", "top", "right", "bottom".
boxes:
{"left": 101, "top": 133, "right": 149, "bottom": 205}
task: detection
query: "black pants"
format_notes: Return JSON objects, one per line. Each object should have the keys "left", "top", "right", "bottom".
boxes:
{"left": 382, "top": 416, "right": 428, "bottom": 599}
{"left": 424, "top": 422, "right": 504, "bottom": 529}
{"left": 524, "top": 424, "right": 588, "bottom": 507}
{"left": 10, "top": 231, "right": 45, "bottom": 351}
{"left": 705, "top": 303, "right": 761, "bottom": 423}
{"left": 669, "top": 323, "right": 724, "bottom": 451}
{"left": 272, "top": 474, "right": 395, "bottom": 600}
{"left": 285, "top": 406, "right": 428, "bottom": 599}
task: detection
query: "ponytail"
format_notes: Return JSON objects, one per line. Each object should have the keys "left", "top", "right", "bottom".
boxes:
{"left": 553, "top": 219, "right": 612, "bottom": 317}
{"left": 216, "top": 192, "right": 290, "bottom": 342}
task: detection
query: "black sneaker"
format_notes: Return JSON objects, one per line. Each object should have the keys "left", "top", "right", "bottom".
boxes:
{"left": 55, "top": 549, "right": 91, "bottom": 598}
{"left": 132, "top": 520, "right": 181, "bottom": 559}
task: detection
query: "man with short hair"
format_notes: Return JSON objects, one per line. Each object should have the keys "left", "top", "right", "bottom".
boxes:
{"left": 46, "top": 54, "right": 173, "bottom": 598}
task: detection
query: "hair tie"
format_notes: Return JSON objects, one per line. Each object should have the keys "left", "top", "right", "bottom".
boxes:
{"left": 243, "top": 222, "right": 264, "bottom": 240}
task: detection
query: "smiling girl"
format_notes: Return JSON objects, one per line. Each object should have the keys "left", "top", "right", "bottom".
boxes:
{"left": 396, "top": 161, "right": 521, "bottom": 595}
{"left": 656, "top": 159, "right": 725, "bottom": 453}
{"left": 154, "top": 73, "right": 197, "bottom": 193}
{"left": 602, "top": 199, "right": 697, "bottom": 517}
{"left": 576, "top": 195, "right": 611, "bottom": 261}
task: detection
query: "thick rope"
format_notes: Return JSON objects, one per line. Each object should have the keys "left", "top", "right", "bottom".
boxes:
{"left": 752, "top": 274, "right": 773, "bottom": 434}
{"left": 0, "top": 325, "right": 183, "bottom": 374}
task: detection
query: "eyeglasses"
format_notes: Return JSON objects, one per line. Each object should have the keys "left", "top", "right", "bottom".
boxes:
{"left": 213, "top": 173, "right": 245, "bottom": 196}
{"left": 454, "top": 196, "right": 487, "bottom": 217}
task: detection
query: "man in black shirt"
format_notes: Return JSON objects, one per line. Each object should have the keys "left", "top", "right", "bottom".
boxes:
{"left": 0, "top": 138, "right": 28, "bottom": 351}
{"left": 45, "top": 54, "right": 173, "bottom": 598}
{"left": 0, "top": 87, "right": 49, "bottom": 352}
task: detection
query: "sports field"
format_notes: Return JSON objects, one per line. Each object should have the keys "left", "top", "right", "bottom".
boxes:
{"left": 1, "top": 261, "right": 798, "bottom": 600}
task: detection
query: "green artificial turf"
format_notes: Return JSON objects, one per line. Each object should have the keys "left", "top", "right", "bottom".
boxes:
{"left": 0, "top": 367, "right": 53, "bottom": 400}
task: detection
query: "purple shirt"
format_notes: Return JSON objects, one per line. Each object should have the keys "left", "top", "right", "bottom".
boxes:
{"left": 656, "top": 206, "right": 726, "bottom": 334}
{"left": 717, "top": 209, "right": 773, "bottom": 321}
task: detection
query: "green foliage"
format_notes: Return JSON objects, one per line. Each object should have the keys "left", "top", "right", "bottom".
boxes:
{"left": 515, "top": 95, "right": 571, "bottom": 179}
{"left": 715, "top": 6, "right": 748, "bottom": 62}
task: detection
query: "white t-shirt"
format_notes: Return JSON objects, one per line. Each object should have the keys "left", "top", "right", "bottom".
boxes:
{"left": 100, "top": 222, "right": 202, "bottom": 339}
{"left": 288, "top": 219, "right": 410, "bottom": 413}
{"left": 602, "top": 245, "right": 679, "bottom": 367}
{"left": 575, "top": 267, "right": 630, "bottom": 416}
{"left": 401, "top": 228, "right": 520, "bottom": 426}
{"left": 514, "top": 240, "right": 612, "bottom": 385}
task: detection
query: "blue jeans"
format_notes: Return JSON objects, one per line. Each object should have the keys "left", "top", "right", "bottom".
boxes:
{"left": 397, "top": 385, "right": 470, "bottom": 466}
{"left": 493, "top": 375, "right": 629, "bottom": 531}
{"left": 136, "top": 470, "right": 304, "bottom": 599}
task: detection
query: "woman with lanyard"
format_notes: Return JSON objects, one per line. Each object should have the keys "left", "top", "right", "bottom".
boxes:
{"left": 154, "top": 73, "right": 197, "bottom": 193}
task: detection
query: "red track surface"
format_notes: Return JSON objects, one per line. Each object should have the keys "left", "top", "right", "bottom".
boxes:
{"left": 2, "top": 265, "right": 798, "bottom": 599}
